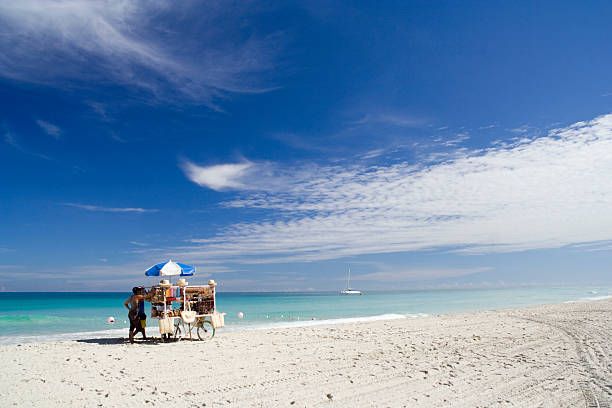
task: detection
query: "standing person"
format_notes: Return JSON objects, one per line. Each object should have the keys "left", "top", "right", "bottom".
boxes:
{"left": 124, "top": 287, "right": 150, "bottom": 343}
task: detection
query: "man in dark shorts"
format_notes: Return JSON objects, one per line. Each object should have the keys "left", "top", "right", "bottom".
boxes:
{"left": 124, "top": 286, "right": 150, "bottom": 343}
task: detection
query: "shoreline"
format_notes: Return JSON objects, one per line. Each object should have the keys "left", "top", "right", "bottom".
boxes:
{"left": 1, "top": 294, "right": 610, "bottom": 346}
{"left": 1, "top": 298, "right": 610, "bottom": 406}
{"left": 0, "top": 295, "right": 612, "bottom": 347}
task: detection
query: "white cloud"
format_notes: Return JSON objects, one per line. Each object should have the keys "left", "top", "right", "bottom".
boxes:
{"left": 181, "top": 161, "right": 255, "bottom": 191}
{"left": 181, "top": 159, "right": 305, "bottom": 193}
{"left": 0, "top": 1, "right": 280, "bottom": 106}
{"left": 64, "top": 203, "right": 158, "bottom": 213}
{"left": 36, "top": 119, "right": 61, "bottom": 139}
{"left": 176, "top": 113, "right": 612, "bottom": 264}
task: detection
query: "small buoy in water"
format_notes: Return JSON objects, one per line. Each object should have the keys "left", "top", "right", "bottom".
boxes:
{"left": 107, "top": 316, "right": 115, "bottom": 324}
{"left": 238, "top": 312, "right": 244, "bottom": 319}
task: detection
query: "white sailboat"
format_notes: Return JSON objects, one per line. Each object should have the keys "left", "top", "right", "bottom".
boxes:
{"left": 340, "top": 267, "right": 362, "bottom": 295}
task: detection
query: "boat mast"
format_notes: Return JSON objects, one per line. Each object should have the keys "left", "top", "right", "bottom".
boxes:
{"left": 347, "top": 266, "right": 351, "bottom": 289}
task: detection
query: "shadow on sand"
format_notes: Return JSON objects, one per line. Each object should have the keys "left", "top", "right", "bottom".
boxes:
{"left": 76, "top": 337, "right": 170, "bottom": 345}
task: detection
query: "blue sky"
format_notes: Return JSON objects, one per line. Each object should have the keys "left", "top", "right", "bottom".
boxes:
{"left": 2, "top": 1, "right": 612, "bottom": 291}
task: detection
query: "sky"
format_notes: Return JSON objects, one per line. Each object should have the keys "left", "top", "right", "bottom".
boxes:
{"left": 1, "top": 0, "right": 612, "bottom": 291}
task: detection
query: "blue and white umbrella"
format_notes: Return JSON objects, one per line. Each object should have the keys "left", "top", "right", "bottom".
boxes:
{"left": 145, "top": 260, "right": 195, "bottom": 276}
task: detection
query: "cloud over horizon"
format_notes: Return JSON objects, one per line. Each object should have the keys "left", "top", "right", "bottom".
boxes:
{"left": 358, "top": 267, "right": 493, "bottom": 282}
{"left": 178, "top": 113, "right": 612, "bottom": 263}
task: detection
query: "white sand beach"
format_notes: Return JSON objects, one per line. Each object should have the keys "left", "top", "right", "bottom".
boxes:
{"left": 0, "top": 298, "right": 610, "bottom": 407}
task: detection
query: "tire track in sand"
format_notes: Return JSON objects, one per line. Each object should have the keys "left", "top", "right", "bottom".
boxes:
{"left": 517, "top": 307, "right": 611, "bottom": 408}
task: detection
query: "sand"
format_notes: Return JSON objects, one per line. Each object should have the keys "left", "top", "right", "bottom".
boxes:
{"left": 0, "top": 298, "right": 610, "bottom": 407}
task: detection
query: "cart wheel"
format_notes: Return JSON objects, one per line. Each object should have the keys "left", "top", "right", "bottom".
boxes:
{"left": 197, "top": 320, "right": 215, "bottom": 341}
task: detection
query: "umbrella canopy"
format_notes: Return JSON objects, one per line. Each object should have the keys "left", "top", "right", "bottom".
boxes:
{"left": 145, "top": 260, "right": 195, "bottom": 276}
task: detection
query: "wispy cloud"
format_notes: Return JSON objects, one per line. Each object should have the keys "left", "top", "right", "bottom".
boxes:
{"left": 36, "top": 119, "right": 61, "bottom": 139}
{"left": 266, "top": 111, "right": 425, "bottom": 154}
{"left": 352, "top": 113, "right": 424, "bottom": 127}
{"left": 569, "top": 240, "right": 612, "bottom": 252}
{"left": 64, "top": 203, "right": 158, "bottom": 213}
{"left": 129, "top": 241, "right": 149, "bottom": 247}
{"left": 4, "top": 130, "right": 52, "bottom": 160}
{"left": 109, "top": 131, "right": 126, "bottom": 143}
{"left": 360, "top": 149, "right": 385, "bottom": 159}
{"left": 0, "top": 1, "right": 282, "bottom": 106}
{"left": 507, "top": 124, "right": 539, "bottom": 136}
{"left": 0, "top": 265, "right": 22, "bottom": 270}
{"left": 4, "top": 132, "right": 18, "bottom": 149}
{"left": 266, "top": 132, "right": 332, "bottom": 153}
{"left": 0, "top": 262, "right": 154, "bottom": 291}
{"left": 440, "top": 132, "right": 469, "bottom": 147}
{"left": 87, "top": 102, "right": 112, "bottom": 121}
{"left": 358, "top": 267, "right": 492, "bottom": 281}
{"left": 178, "top": 113, "right": 612, "bottom": 264}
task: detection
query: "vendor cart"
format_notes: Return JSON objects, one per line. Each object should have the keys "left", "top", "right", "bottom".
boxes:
{"left": 182, "top": 284, "right": 225, "bottom": 340}
{"left": 149, "top": 280, "right": 224, "bottom": 342}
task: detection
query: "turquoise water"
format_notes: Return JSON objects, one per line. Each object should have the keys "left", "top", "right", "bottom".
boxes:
{"left": 0, "top": 286, "right": 610, "bottom": 344}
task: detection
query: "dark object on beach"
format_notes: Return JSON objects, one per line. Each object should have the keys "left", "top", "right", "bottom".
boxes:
{"left": 124, "top": 287, "right": 149, "bottom": 343}
{"left": 326, "top": 393, "right": 333, "bottom": 400}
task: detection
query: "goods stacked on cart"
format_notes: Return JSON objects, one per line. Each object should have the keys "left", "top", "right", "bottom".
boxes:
{"left": 150, "top": 286, "right": 183, "bottom": 318}
{"left": 185, "top": 286, "right": 215, "bottom": 315}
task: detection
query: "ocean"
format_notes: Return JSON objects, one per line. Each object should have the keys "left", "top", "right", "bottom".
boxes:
{"left": 0, "top": 286, "right": 610, "bottom": 345}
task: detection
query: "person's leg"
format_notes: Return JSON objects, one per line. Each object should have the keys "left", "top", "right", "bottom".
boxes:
{"left": 129, "top": 324, "right": 135, "bottom": 343}
{"left": 138, "top": 314, "right": 147, "bottom": 339}
{"left": 128, "top": 313, "right": 137, "bottom": 343}
{"left": 133, "top": 320, "right": 142, "bottom": 340}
